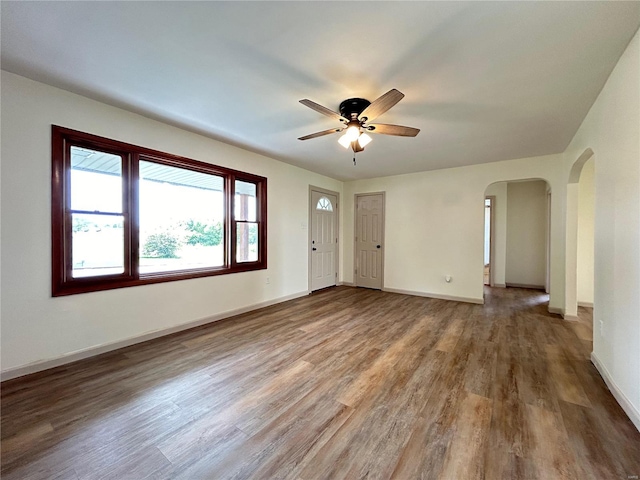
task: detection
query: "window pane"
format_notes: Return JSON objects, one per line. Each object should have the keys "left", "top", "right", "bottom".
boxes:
{"left": 72, "top": 214, "right": 124, "bottom": 278}
{"left": 71, "top": 146, "right": 122, "bottom": 212}
{"left": 235, "top": 180, "right": 257, "bottom": 221}
{"left": 237, "top": 222, "right": 258, "bottom": 263}
{"left": 316, "top": 196, "right": 333, "bottom": 211}
{"left": 139, "top": 160, "right": 225, "bottom": 274}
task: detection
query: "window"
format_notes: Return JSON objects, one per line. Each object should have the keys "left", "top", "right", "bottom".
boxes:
{"left": 52, "top": 126, "right": 267, "bottom": 296}
{"left": 234, "top": 180, "right": 259, "bottom": 262}
{"left": 316, "top": 196, "right": 333, "bottom": 211}
{"left": 138, "top": 160, "right": 225, "bottom": 273}
{"left": 70, "top": 146, "right": 126, "bottom": 278}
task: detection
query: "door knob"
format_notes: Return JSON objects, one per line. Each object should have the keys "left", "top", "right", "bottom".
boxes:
{"left": 312, "top": 247, "right": 317, "bottom": 251}
{"left": 376, "top": 245, "right": 381, "bottom": 249}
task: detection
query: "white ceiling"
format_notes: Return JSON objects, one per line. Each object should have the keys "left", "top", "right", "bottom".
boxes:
{"left": 2, "top": 2, "right": 639, "bottom": 181}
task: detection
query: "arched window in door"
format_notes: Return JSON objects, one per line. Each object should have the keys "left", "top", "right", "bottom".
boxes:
{"left": 316, "top": 196, "right": 333, "bottom": 211}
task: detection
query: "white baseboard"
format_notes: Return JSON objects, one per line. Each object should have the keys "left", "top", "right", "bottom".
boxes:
{"left": 591, "top": 352, "right": 640, "bottom": 433}
{"left": 337, "top": 281, "right": 355, "bottom": 287}
{"left": 1, "top": 290, "right": 309, "bottom": 382}
{"left": 382, "top": 287, "right": 483, "bottom": 305}
{"left": 578, "top": 301, "right": 594, "bottom": 308}
{"left": 492, "top": 283, "right": 506, "bottom": 288}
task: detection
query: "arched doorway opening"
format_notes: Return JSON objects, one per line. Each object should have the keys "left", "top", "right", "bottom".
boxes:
{"left": 565, "top": 148, "right": 595, "bottom": 319}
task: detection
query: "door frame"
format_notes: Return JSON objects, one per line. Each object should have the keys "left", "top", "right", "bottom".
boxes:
{"left": 485, "top": 195, "right": 496, "bottom": 287}
{"left": 354, "top": 192, "right": 386, "bottom": 289}
{"left": 546, "top": 190, "right": 551, "bottom": 294}
{"left": 308, "top": 186, "right": 340, "bottom": 294}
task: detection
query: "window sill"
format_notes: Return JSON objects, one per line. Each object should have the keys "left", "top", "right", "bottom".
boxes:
{"left": 52, "top": 262, "right": 267, "bottom": 296}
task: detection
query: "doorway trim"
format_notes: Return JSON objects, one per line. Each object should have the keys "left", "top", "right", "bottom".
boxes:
{"left": 308, "top": 185, "right": 340, "bottom": 294}
{"left": 485, "top": 195, "right": 496, "bottom": 287}
{"left": 353, "top": 191, "right": 386, "bottom": 289}
{"left": 546, "top": 190, "right": 551, "bottom": 294}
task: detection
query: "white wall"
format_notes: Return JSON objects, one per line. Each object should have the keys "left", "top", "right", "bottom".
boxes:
{"left": 485, "top": 182, "right": 507, "bottom": 287}
{"left": 577, "top": 157, "right": 595, "bottom": 305}
{"left": 342, "top": 156, "right": 565, "bottom": 306}
{"left": 563, "top": 29, "right": 640, "bottom": 430}
{"left": 0, "top": 71, "right": 342, "bottom": 375}
{"left": 505, "top": 180, "right": 548, "bottom": 288}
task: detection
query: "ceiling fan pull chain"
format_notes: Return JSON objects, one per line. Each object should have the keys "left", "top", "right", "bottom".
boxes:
{"left": 353, "top": 152, "right": 356, "bottom": 166}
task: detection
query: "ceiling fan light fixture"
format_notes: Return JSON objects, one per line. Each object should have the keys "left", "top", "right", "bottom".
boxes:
{"left": 344, "top": 124, "right": 360, "bottom": 142}
{"left": 338, "top": 133, "right": 352, "bottom": 149}
{"left": 357, "top": 133, "right": 372, "bottom": 148}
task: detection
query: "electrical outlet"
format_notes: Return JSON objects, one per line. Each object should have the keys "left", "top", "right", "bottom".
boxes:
{"left": 599, "top": 320, "right": 604, "bottom": 335}
{"left": 266, "top": 277, "right": 270, "bottom": 284}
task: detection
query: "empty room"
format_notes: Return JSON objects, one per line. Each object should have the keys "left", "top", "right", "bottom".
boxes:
{"left": 1, "top": 2, "right": 640, "bottom": 479}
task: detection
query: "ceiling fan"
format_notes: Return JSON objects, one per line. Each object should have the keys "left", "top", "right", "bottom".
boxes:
{"left": 298, "top": 89, "right": 420, "bottom": 157}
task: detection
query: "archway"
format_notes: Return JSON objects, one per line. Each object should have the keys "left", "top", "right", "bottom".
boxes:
{"left": 565, "top": 148, "right": 595, "bottom": 318}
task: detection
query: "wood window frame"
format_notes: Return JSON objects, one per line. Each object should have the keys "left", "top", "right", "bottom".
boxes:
{"left": 51, "top": 125, "right": 267, "bottom": 296}
{"left": 230, "top": 177, "right": 267, "bottom": 267}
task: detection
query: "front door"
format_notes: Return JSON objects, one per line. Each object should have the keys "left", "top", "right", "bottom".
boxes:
{"left": 355, "top": 193, "right": 384, "bottom": 289}
{"left": 311, "top": 190, "right": 338, "bottom": 291}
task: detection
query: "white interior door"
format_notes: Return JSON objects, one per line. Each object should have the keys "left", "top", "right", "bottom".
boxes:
{"left": 311, "top": 190, "right": 337, "bottom": 291}
{"left": 355, "top": 193, "right": 384, "bottom": 289}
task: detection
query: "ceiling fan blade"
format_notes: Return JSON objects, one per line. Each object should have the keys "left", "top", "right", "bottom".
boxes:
{"left": 299, "top": 99, "right": 349, "bottom": 123}
{"left": 358, "top": 89, "right": 405, "bottom": 122}
{"left": 366, "top": 123, "right": 420, "bottom": 137}
{"left": 298, "top": 127, "right": 344, "bottom": 141}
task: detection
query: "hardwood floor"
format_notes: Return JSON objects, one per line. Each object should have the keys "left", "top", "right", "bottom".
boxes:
{"left": 2, "top": 287, "right": 639, "bottom": 479}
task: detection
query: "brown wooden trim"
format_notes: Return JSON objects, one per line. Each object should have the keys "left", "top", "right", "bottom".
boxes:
{"left": 63, "top": 140, "right": 73, "bottom": 282}
{"left": 230, "top": 174, "right": 238, "bottom": 268}
{"left": 51, "top": 125, "right": 267, "bottom": 296}
{"left": 259, "top": 179, "right": 268, "bottom": 268}
{"left": 51, "top": 129, "right": 65, "bottom": 295}
{"left": 122, "top": 153, "right": 133, "bottom": 278}
{"left": 224, "top": 174, "right": 232, "bottom": 268}
{"left": 130, "top": 153, "right": 140, "bottom": 279}
{"left": 52, "top": 266, "right": 264, "bottom": 296}
{"left": 229, "top": 176, "right": 268, "bottom": 268}
{"left": 52, "top": 125, "right": 261, "bottom": 180}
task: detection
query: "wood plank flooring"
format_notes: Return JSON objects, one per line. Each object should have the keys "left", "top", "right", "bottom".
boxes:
{"left": 2, "top": 287, "right": 639, "bottom": 479}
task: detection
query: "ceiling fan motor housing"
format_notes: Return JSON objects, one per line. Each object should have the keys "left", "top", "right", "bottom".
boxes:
{"left": 339, "top": 98, "right": 371, "bottom": 121}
